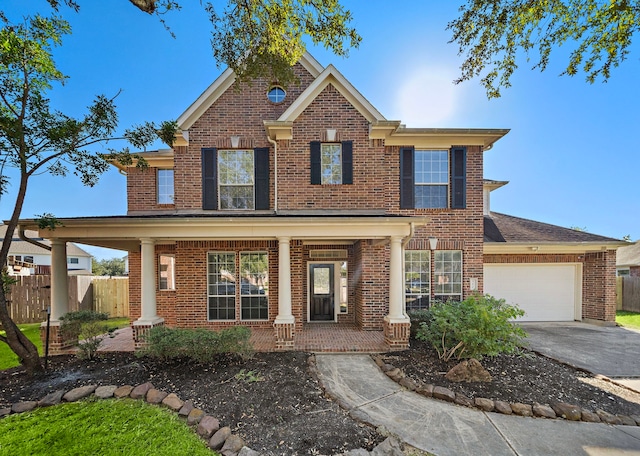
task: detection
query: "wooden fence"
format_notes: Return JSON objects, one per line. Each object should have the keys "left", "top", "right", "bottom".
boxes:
{"left": 619, "top": 276, "right": 640, "bottom": 313}
{"left": 92, "top": 277, "right": 129, "bottom": 317}
{"left": 5, "top": 275, "right": 129, "bottom": 324}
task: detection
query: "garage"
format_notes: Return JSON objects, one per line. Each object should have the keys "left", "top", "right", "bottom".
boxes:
{"left": 483, "top": 264, "right": 581, "bottom": 322}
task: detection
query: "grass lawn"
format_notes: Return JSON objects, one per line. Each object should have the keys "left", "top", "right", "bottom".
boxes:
{"left": 0, "top": 317, "right": 130, "bottom": 371}
{"left": 0, "top": 398, "right": 216, "bottom": 456}
{"left": 616, "top": 310, "right": 640, "bottom": 330}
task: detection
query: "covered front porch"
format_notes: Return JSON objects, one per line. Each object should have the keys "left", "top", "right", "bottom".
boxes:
{"left": 20, "top": 214, "right": 428, "bottom": 353}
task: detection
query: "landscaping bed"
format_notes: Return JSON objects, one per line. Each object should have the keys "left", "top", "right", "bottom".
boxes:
{"left": 2, "top": 342, "right": 640, "bottom": 454}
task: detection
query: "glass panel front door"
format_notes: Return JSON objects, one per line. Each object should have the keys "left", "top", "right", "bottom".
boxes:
{"left": 310, "top": 264, "right": 334, "bottom": 321}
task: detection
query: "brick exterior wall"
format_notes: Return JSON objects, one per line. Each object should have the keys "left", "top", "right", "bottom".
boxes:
{"left": 484, "top": 252, "right": 617, "bottom": 322}
{"left": 127, "top": 166, "right": 176, "bottom": 213}
{"left": 583, "top": 250, "right": 617, "bottom": 322}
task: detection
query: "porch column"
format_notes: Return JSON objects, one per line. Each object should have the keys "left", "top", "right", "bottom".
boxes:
{"left": 274, "top": 236, "right": 295, "bottom": 349}
{"left": 384, "top": 235, "right": 410, "bottom": 349}
{"left": 50, "top": 239, "right": 69, "bottom": 321}
{"left": 41, "top": 239, "right": 74, "bottom": 352}
{"left": 133, "top": 238, "right": 164, "bottom": 349}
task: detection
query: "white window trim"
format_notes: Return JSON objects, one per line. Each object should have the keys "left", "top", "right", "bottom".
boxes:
{"left": 217, "top": 150, "right": 255, "bottom": 210}
{"left": 415, "top": 149, "right": 450, "bottom": 209}
{"left": 239, "top": 251, "right": 269, "bottom": 322}
{"left": 158, "top": 254, "right": 176, "bottom": 291}
{"left": 320, "top": 143, "right": 342, "bottom": 185}
{"left": 157, "top": 169, "right": 175, "bottom": 205}
{"left": 207, "top": 251, "right": 237, "bottom": 321}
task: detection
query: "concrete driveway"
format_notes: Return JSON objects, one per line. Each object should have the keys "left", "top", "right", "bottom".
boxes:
{"left": 522, "top": 322, "right": 640, "bottom": 391}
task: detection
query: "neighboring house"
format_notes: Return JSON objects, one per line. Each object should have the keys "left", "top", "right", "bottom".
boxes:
{"left": 616, "top": 241, "right": 640, "bottom": 277}
{"left": 1, "top": 225, "right": 92, "bottom": 276}
{"left": 18, "top": 53, "right": 624, "bottom": 352}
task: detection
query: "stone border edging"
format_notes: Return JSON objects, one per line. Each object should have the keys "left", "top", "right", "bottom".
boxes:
{"left": 0, "top": 363, "right": 404, "bottom": 456}
{"left": 371, "top": 355, "right": 640, "bottom": 426}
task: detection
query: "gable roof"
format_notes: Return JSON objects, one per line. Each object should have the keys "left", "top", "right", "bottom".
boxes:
{"left": 176, "top": 52, "right": 325, "bottom": 136}
{"left": 616, "top": 241, "right": 640, "bottom": 267}
{"left": 484, "top": 213, "right": 624, "bottom": 254}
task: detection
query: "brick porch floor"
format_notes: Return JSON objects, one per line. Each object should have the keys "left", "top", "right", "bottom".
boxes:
{"left": 99, "top": 324, "right": 391, "bottom": 353}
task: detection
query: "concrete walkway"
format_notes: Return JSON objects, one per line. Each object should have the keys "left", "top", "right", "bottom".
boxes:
{"left": 314, "top": 354, "right": 640, "bottom": 456}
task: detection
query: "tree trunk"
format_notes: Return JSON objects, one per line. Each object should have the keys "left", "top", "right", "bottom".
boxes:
{"left": 0, "top": 288, "right": 44, "bottom": 376}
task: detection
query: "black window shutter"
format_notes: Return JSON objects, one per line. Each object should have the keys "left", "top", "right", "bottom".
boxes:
{"left": 254, "top": 147, "right": 270, "bottom": 210}
{"left": 400, "top": 147, "right": 415, "bottom": 209}
{"left": 310, "top": 141, "right": 321, "bottom": 184}
{"left": 202, "top": 148, "right": 217, "bottom": 210}
{"left": 341, "top": 141, "right": 353, "bottom": 184}
{"left": 451, "top": 147, "right": 467, "bottom": 209}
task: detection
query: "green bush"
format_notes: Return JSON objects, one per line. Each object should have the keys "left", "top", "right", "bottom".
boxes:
{"left": 140, "top": 326, "right": 253, "bottom": 362}
{"left": 60, "top": 310, "right": 111, "bottom": 358}
{"left": 407, "top": 308, "right": 433, "bottom": 339}
{"left": 415, "top": 295, "right": 526, "bottom": 361}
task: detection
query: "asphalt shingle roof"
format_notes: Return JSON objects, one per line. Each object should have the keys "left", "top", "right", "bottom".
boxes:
{"left": 484, "top": 212, "right": 621, "bottom": 244}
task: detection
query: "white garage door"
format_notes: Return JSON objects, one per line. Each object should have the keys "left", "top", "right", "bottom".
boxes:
{"left": 483, "top": 264, "right": 581, "bottom": 322}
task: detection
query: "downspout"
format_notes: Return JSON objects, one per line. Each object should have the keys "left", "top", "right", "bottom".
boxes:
{"left": 267, "top": 136, "right": 278, "bottom": 213}
{"left": 19, "top": 225, "right": 51, "bottom": 251}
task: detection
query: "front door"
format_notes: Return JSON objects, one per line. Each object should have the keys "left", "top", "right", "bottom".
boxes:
{"left": 310, "top": 264, "right": 334, "bottom": 321}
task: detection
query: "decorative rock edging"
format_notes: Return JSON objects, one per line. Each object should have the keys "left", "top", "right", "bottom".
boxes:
{"left": 371, "top": 355, "right": 640, "bottom": 426}
{"left": 1, "top": 375, "right": 403, "bottom": 456}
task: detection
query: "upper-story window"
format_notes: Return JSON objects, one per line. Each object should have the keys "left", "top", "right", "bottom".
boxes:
{"left": 310, "top": 141, "right": 353, "bottom": 185}
{"left": 321, "top": 143, "right": 342, "bottom": 184}
{"left": 415, "top": 150, "right": 449, "bottom": 208}
{"left": 157, "top": 169, "right": 174, "bottom": 204}
{"left": 267, "top": 86, "right": 286, "bottom": 103}
{"left": 218, "top": 150, "right": 255, "bottom": 210}
{"left": 202, "top": 148, "right": 269, "bottom": 211}
{"left": 400, "top": 147, "right": 466, "bottom": 210}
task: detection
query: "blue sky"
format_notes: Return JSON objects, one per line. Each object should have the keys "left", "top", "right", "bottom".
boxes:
{"left": 2, "top": 1, "right": 639, "bottom": 260}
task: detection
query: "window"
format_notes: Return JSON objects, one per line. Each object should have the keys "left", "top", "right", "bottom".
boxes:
{"left": 617, "top": 268, "right": 631, "bottom": 277}
{"left": 157, "top": 169, "right": 174, "bottom": 204}
{"left": 24, "top": 256, "right": 34, "bottom": 264}
{"left": 340, "top": 261, "right": 348, "bottom": 313}
{"left": 239, "top": 252, "right": 269, "bottom": 320}
{"left": 400, "top": 147, "right": 466, "bottom": 209}
{"left": 310, "top": 141, "right": 353, "bottom": 185}
{"left": 159, "top": 254, "right": 175, "bottom": 290}
{"left": 434, "top": 250, "right": 462, "bottom": 302}
{"left": 218, "top": 150, "right": 254, "bottom": 210}
{"left": 207, "top": 253, "right": 236, "bottom": 320}
{"left": 405, "top": 251, "right": 431, "bottom": 311}
{"left": 415, "top": 150, "right": 448, "bottom": 208}
{"left": 68, "top": 257, "right": 79, "bottom": 264}
{"left": 201, "top": 148, "right": 269, "bottom": 211}
{"left": 207, "top": 251, "right": 269, "bottom": 321}
{"left": 267, "top": 86, "right": 286, "bottom": 103}
{"left": 321, "top": 143, "right": 342, "bottom": 184}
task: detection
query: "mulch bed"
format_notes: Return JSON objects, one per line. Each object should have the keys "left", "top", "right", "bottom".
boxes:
{"left": 382, "top": 339, "right": 640, "bottom": 417}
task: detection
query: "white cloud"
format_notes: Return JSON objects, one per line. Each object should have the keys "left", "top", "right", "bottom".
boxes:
{"left": 392, "top": 65, "right": 462, "bottom": 127}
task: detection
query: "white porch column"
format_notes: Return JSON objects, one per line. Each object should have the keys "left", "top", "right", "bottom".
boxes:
{"left": 387, "top": 235, "right": 408, "bottom": 322}
{"left": 275, "top": 236, "right": 294, "bottom": 323}
{"left": 137, "top": 238, "right": 162, "bottom": 324}
{"left": 50, "top": 239, "right": 69, "bottom": 321}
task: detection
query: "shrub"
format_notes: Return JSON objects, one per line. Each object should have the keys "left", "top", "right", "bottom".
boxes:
{"left": 415, "top": 295, "right": 526, "bottom": 361}
{"left": 140, "top": 326, "right": 253, "bottom": 362}
{"left": 60, "top": 310, "right": 111, "bottom": 359}
{"left": 407, "top": 308, "right": 433, "bottom": 339}
{"left": 60, "top": 310, "right": 109, "bottom": 338}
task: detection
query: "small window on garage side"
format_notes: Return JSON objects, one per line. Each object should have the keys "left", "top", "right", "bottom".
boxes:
{"left": 68, "top": 257, "right": 79, "bottom": 264}
{"left": 159, "top": 254, "right": 175, "bottom": 290}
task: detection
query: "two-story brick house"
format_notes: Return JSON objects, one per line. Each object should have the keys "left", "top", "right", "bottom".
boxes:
{"left": 26, "top": 53, "right": 623, "bottom": 352}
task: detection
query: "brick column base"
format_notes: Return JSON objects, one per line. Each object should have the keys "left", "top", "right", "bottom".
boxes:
{"left": 133, "top": 319, "right": 165, "bottom": 350}
{"left": 274, "top": 322, "right": 295, "bottom": 350}
{"left": 383, "top": 318, "right": 410, "bottom": 350}
{"left": 40, "top": 322, "right": 77, "bottom": 354}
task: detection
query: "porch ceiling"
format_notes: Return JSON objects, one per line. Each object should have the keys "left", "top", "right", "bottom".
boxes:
{"left": 17, "top": 215, "right": 428, "bottom": 251}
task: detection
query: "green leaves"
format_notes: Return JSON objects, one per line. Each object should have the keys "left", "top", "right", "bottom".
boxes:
{"left": 205, "top": 0, "right": 360, "bottom": 86}
{"left": 416, "top": 295, "right": 526, "bottom": 361}
{"left": 449, "top": 0, "right": 640, "bottom": 98}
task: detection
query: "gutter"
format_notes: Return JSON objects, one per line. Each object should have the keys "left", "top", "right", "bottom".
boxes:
{"left": 19, "top": 225, "right": 51, "bottom": 251}
{"left": 266, "top": 136, "right": 278, "bottom": 213}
